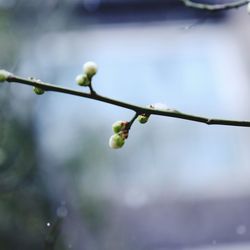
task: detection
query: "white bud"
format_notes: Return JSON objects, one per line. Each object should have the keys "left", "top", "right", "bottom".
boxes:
{"left": 0, "top": 69, "right": 12, "bottom": 82}
{"left": 247, "top": 2, "right": 250, "bottom": 14}
{"left": 83, "top": 61, "right": 98, "bottom": 77}
{"left": 75, "top": 74, "right": 90, "bottom": 86}
{"left": 109, "top": 134, "right": 125, "bottom": 149}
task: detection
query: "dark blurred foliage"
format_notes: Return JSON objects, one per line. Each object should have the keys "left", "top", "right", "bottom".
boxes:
{"left": 0, "top": 95, "right": 53, "bottom": 249}
{"left": 0, "top": 5, "right": 53, "bottom": 248}
{"left": 0, "top": 2, "right": 115, "bottom": 248}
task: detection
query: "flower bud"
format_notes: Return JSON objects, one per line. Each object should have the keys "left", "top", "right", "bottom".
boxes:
{"left": 112, "top": 120, "right": 128, "bottom": 134}
{"left": 138, "top": 114, "right": 149, "bottom": 124}
{"left": 75, "top": 74, "right": 90, "bottom": 86}
{"left": 109, "top": 134, "right": 125, "bottom": 149}
{"left": 119, "top": 130, "right": 129, "bottom": 140}
{"left": 83, "top": 61, "right": 98, "bottom": 77}
{"left": 247, "top": 2, "right": 250, "bottom": 14}
{"left": 33, "top": 86, "right": 45, "bottom": 95}
{"left": 0, "top": 70, "right": 11, "bottom": 82}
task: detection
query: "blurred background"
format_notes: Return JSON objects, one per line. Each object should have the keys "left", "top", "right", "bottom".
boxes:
{"left": 0, "top": 0, "right": 250, "bottom": 249}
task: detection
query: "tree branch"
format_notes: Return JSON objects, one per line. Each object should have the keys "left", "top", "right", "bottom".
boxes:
{"left": 181, "top": 0, "right": 249, "bottom": 11}
{"left": 4, "top": 74, "right": 250, "bottom": 127}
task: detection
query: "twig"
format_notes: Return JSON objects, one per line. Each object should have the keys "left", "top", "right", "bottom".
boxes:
{"left": 126, "top": 113, "right": 139, "bottom": 131}
{"left": 4, "top": 74, "right": 250, "bottom": 128}
{"left": 181, "top": 0, "right": 249, "bottom": 11}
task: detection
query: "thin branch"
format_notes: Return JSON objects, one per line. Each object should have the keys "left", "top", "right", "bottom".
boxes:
{"left": 4, "top": 74, "right": 250, "bottom": 128}
{"left": 126, "top": 112, "right": 139, "bottom": 131}
{"left": 181, "top": 0, "right": 249, "bottom": 11}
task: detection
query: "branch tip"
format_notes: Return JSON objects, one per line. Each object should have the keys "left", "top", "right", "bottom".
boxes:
{"left": 181, "top": 0, "right": 249, "bottom": 11}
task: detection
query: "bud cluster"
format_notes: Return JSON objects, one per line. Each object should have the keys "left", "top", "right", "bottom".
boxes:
{"left": 109, "top": 121, "right": 129, "bottom": 149}
{"left": 75, "top": 61, "right": 98, "bottom": 87}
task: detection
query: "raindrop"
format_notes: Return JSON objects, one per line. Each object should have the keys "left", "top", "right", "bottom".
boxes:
{"left": 46, "top": 222, "right": 51, "bottom": 227}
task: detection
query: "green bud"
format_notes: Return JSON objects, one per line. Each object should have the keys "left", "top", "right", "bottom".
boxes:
{"left": 75, "top": 74, "right": 90, "bottom": 86}
{"left": 0, "top": 70, "right": 11, "bottom": 82}
{"left": 33, "top": 87, "right": 45, "bottom": 95}
{"left": 138, "top": 114, "right": 149, "bottom": 124}
{"left": 109, "top": 134, "right": 125, "bottom": 149}
{"left": 83, "top": 61, "right": 98, "bottom": 77}
{"left": 112, "top": 120, "right": 128, "bottom": 134}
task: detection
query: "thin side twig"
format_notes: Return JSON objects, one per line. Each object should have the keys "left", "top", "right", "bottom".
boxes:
{"left": 181, "top": 0, "right": 249, "bottom": 11}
